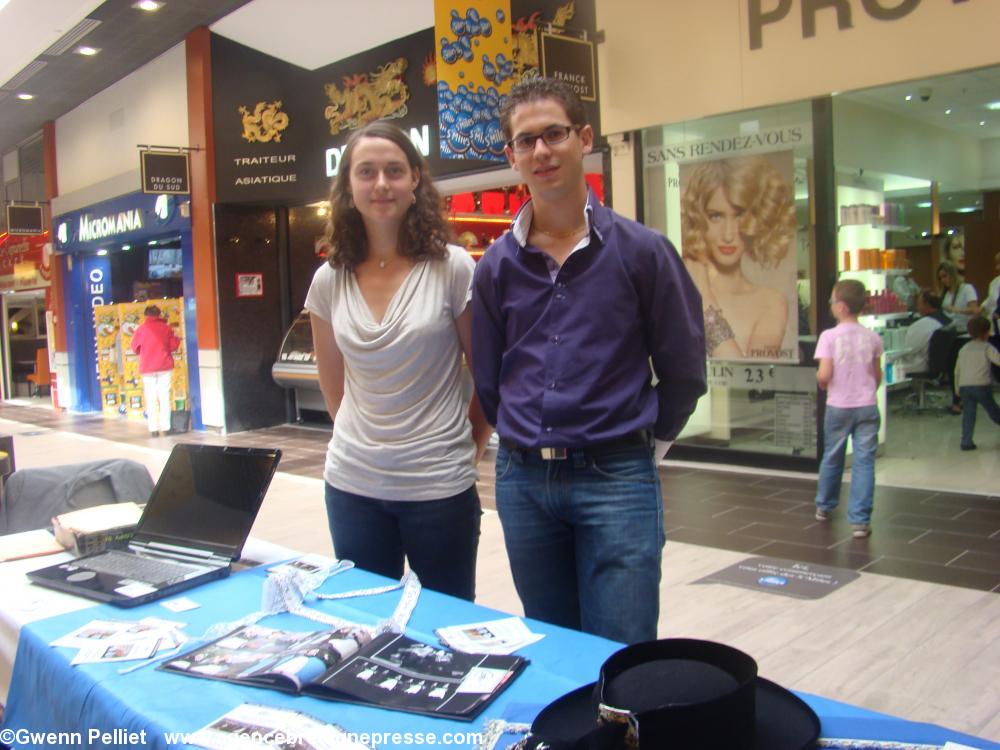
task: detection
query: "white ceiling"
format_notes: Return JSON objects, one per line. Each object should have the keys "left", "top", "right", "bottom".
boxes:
{"left": 843, "top": 65, "right": 1000, "bottom": 139}
{"left": 0, "top": 0, "right": 103, "bottom": 86}
{"left": 210, "top": 0, "right": 433, "bottom": 71}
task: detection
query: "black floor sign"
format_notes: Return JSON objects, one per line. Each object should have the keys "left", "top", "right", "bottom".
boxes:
{"left": 694, "top": 556, "right": 859, "bottom": 599}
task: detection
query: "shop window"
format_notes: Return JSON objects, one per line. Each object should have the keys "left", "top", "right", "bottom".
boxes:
{"left": 641, "top": 101, "right": 818, "bottom": 459}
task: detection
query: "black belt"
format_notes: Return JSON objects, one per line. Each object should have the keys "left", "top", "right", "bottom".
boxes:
{"left": 499, "top": 430, "right": 649, "bottom": 460}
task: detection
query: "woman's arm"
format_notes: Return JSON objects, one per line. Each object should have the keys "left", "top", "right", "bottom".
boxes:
{"left": 944, "top": 284, "right": 978, "bottom": 316}
{"left": 455, "top": 306, "right": 492, "bottom": 463}
{"left": 684, "top": 258, "right": 743, "bottom": 358}
{"left": 310, "top": 313, "right": 345, "bottom": 421}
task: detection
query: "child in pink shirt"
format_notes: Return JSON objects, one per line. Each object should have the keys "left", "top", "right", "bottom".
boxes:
{"left": 814, "top": 280, "right": 883, "bottom": 538}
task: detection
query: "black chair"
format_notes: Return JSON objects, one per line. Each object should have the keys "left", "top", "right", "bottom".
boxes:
{"left": 907, "top": 327, "right": 959, "bottom": 411}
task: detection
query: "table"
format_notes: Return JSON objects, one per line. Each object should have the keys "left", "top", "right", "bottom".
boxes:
{"left": 2, "top": 557, "right": 998, "bottom": 750}
{"left": 0, "top": 538, "right": 295, "bottom": 706}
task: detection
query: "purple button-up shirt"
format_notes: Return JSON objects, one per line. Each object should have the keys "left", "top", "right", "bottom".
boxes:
{"left": 472, "top": 193, "right": 706, "bottom": 446}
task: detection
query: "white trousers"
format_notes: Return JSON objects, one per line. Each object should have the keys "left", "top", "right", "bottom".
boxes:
{"left": 142, "top": 370, "right": 173, "bottom": 433}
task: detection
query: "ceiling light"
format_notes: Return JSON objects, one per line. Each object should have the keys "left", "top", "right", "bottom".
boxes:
{"left": 133, "top": 0, "right": 163, "bottom": 10}
{"left": 16, "top": 93, "right": 34, "bottom": 100}
{"left": 955, "top": 207, "right": 978, "bottom": 214}
{"left": 148, "top": 240, "right": 158, "bottom": 246}
{"left": 97, "top": 249, "right": 108, "bottom": 256}
{"left": 944, "top": 108, "right": 952, "bottom": 115}
{"left": 122, "top": 244, "right": 131, "bottom": 251}
{"left": 915, "top": 202, "right": 932, "bottom": 209}
{"left": 904, "top": 94, "right": 913, "bottom": 102}
{"left": 986, "top": 101, "right": 1000, "bottom": 111}
{"left": 75, "top": 46, "right": 100, "bottom": 56}
{"left": 980, "top": 121, "right": 987, "bottom": 126}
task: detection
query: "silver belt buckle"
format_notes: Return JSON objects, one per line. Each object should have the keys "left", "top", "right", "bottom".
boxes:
{"left": 539, "top": 447, "right": 568, "bottom": 460}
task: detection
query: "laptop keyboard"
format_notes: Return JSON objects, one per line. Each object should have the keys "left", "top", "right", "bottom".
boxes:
{"left": 80, "top": 550, "right": 204, "bottom": 585}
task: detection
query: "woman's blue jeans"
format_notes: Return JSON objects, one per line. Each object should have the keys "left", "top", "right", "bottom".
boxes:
{"left": 815, "top": 404, "right": 880, "bottom": 525}
{"left": 494, "top": 443, "right": 664, "bottom": 645}
{"left": 324, "top": 483, "right": 481, "bottom": 601}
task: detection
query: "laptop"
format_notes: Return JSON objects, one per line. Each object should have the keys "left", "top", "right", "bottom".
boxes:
{"left": 28, "top": 444, "right": 281, "bottom": 607}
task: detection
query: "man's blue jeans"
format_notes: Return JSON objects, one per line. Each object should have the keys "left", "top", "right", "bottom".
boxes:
{"left": 815, "top": 404, "right": 880, "bottom": 525}
{"left": 959, "top": 385, "right": 1000, "bottom": 447}
{"left": 494, "top": 443, "right": 664, "bottom": 644}
{"left": 324, "top": 483, "right": 481, "bottom": 601}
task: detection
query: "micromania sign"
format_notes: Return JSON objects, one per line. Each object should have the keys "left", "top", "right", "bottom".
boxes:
{"left": 77, "top": 209, "right": 144, "bottom": 242}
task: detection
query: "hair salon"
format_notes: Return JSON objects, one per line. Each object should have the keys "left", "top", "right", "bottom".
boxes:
{"left": 602, "top": 1, "right": 1000, "bottom": 473}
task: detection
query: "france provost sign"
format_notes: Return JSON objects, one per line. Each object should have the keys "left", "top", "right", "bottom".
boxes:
{"left": 141, "top": 151, "right": 190, "bottom": 195}
{"left": 539, "top": 32, "right": 596, "bottom": 102}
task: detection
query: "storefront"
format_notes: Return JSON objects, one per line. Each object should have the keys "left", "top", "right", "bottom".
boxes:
{"left": 206, "top": 0, "right": 603, "bottom": 432}
{"left": 0, "top": 232, "right": 53, "bottom": 400}
{"left": 51, "top": 190, "right": 201, "bottom": 428}
{"left": 605, "top": 2, "right": 1000, "bottom": 471}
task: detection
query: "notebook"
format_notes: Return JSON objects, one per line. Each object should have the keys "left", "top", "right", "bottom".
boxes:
{"left": 28, "top": 444, "right": 281, "bottom": 607}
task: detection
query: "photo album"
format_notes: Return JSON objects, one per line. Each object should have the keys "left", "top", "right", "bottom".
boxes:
{"left": 159, "top": 625, "right": 527, "bottom": 721}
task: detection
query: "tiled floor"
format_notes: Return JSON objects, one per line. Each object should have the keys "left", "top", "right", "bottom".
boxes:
{"left": 3, "top": 399, "right": 998, "bottom": 593}
{"left": 3, "top": 399, "right": 999, "bottom": 740}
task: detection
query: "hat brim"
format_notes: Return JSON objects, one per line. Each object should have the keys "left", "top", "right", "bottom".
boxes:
{"left": 529, "top": 677, "right": 820, "bottom": 750}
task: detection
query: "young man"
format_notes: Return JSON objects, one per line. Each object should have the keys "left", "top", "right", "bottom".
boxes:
{"left": 471, "top": 78, "right": 706, "bottom": 644}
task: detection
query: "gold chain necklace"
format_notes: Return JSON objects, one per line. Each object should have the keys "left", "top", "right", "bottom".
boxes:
{"left": 534, "top": 223, "right": 588, "bottom": 240}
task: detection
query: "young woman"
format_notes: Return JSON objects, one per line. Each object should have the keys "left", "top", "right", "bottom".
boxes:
{"left": 681, "top": 156, "right": 796, "bottom": 360}
{"left": 937, "top": 259, "right": 979, "bottom": 414}
{"left": 938, "top": 259, "right": 978, "bottom": 334}
{"left": 304, "top": 121, "right": 491, "bottom": 601}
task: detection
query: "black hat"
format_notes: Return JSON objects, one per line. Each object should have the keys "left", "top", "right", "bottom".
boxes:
{"left": 518, "top": 638, "right": 819, "bottom": 750}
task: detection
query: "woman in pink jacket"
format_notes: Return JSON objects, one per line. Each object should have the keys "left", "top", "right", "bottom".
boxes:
{"left": 130, "top": 305, "right": 180, "bottom": 436}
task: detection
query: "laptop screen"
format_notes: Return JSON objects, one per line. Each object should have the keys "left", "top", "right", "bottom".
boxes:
{"left": 132, "top": 445, "right": 281, "bottom": 559}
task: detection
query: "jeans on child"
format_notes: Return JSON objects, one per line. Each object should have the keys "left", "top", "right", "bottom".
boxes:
{"left": 958, "top": 385, "right": 1000, "bottom": 448}
{"left": 816, "top": 404, "right": 880, "bottom": 525}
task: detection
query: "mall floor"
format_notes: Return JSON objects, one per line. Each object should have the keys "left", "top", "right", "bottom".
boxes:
{"left": 1, "top": 396, "right": 998, "bottom": 741}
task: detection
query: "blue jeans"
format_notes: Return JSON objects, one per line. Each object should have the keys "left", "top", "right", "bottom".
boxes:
{"left": 494, "top": 443, "right": 664, "bottom": 644}
{"left": 959, "top": 385, "right": 1000, "bottom": 447}
{"left": 816, "top": 404, "right": 880, "bottom": 525}
{"left": 324, "top": 483, "right": 481, "bottom": 601}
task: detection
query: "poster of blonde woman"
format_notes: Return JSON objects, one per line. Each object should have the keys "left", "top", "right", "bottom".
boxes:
{"left": 680, "top": 152, "right": 799, "bottom": 363}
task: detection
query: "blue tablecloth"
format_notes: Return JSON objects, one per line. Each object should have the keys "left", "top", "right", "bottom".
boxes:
{"left": 2, "top": 564, "right": 997, "bottom": 749}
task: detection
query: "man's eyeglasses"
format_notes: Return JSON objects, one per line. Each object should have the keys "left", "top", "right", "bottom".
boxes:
{"left": 507, "top": 124, "right": 581, "bottom": 153}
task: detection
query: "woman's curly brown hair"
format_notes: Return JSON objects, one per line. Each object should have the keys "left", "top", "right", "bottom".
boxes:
{"left": 681, "top": 156, "right": 795, "bottom": 270}
{"left": 326, "top": 121, "right": 451, "bottom": 270}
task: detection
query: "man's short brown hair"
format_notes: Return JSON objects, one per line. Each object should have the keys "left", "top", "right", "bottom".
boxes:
{"left": 499, "top": 76, "right": 588, "bottom": 140}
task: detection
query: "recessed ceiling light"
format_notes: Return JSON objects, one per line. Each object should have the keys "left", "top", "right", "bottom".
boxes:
{"left": 944, "top": 108, "right": 952, "bottom": 115}
{"left": 16, "top": 93, "right": 34, "bottom": 100}
{"left": 980, "top": 121, "right": 987, "bottom": 126}
{"left": 905, "top": 94, "right": 913, "bottom": 102}
{"left": 133, "top": 0, "right": 163, "bottom": 10}
{"left": 955, "top": 207, "right": 978, "bottom": 214}
{"left": 986, "top": 101, "right": 1000, "bottom": 111}
{"left": 97, "top": 249, "right": 108, "bottom": 256}
{"left": 916, "top": 202, "right": 932, "bottom": 208}
{"left": 122, "top": 244, "right": 132, "bottom": 251}
{"left": 75, "top": 46, "right": 100, "bottom": 56}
